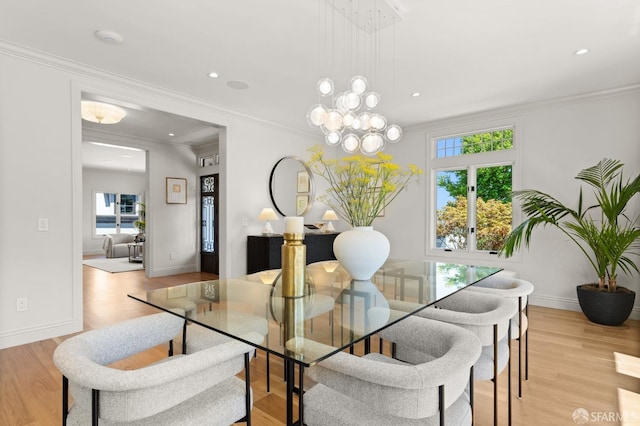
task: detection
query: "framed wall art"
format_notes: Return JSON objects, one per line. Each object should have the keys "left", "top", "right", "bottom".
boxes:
{"left": 296, "top": 195, "right": 309, "bottom": 215}
{"left": 297, "top": 171, "right": 310, "bottom": 193}
{"left": 166, "top": 177, "right": 187, "bottom": 204}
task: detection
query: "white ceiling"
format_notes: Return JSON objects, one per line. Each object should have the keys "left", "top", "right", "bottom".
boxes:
{"left": 2, "top": 0, "right": 640, "bottom": 149}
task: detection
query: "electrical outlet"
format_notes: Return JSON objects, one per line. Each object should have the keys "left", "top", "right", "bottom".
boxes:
{"left": 17, "top": 297, "right": 27, "bottom": 312}
{"left": 242, "top": 217, "right": 248, "bottom": 226}
{"left": 170, "top": 252, "right": 175, "bottom": 260}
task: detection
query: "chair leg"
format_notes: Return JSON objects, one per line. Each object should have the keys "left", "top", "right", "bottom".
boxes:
{"left": 182, "top": 320, "right": 188, "bottom": 354}
{"left": 470, "top": 366, "right": 474, "bottom": 426}
{"left": 244, "top": 352, "right": 252, "bottom": 426}
{"left": 493, "top": 324, "right": 498, "bottom": 426}
{"left": 518, "top": 297, "right": 523, "bottom": 399}
{"left": 525, "top": 303, "right": 529, "bottom": 381}
{"left": 62, "top": 375, "right": 68, "bottom": 426}
{"left": 439, "top": 384, "right": 445, "bottom": 426}
{"left": 92, "top": 389, "right": 99, "bottom": 426}
{"left": 508, "top": 322, "right": 512, "bottom": 426}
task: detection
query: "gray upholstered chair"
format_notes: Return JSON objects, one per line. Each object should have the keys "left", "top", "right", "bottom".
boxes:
{"left": 466, "top": 275, "right": 534, "bottom": 398}
{"left": 303, "top": 315, "right": 482, "bottom": 425}
{"left": 399, "top": 291, "right": 518, "bottom": 426}
{"left": 53, "top": 311, "right": 259, "bottom": 426}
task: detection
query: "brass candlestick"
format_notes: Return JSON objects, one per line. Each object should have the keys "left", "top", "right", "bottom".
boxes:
{"left": 281, "top": 232, "right": 306, "bottom": 298}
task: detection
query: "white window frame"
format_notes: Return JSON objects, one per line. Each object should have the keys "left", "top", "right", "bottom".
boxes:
{"left": 425, "top": 117, "right": 522, "bottom": 262}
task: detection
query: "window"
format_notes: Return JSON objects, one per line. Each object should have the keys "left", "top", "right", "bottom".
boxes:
{"left": 429, "top": 124, "right": 517, "bottom": 257}
{"left": 95, "top": 192, "right": 142, "bottom": 236}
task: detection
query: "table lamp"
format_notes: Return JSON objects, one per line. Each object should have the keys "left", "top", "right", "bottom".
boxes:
{"left": 258, "top": 208, "right": 279, "bottom": 235}
{"left": 322, "top": 210, "right": 339, "bottom": 233}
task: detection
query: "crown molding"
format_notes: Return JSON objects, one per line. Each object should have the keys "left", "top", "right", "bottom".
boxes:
{"left": 0, "top": 40, "right": 315, "bottom": 136}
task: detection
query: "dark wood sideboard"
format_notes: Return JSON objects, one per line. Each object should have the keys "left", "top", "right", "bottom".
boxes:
{"left": 247, "top": 233, "right": 339, "bottom": 274}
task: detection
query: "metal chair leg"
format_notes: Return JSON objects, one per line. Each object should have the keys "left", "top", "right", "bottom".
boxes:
{"left": 62, "top": 375, "right": 68, "bottom": 426}
{"left": 92, "top": 389, "right": 99, "bottom": 426}
{"left": 493, "top": 324, "right": 498, "bottom": 426}
{"left": 439, "top": 384, "right": 445, "bottom": 426}
{"left": 525, "top": 303, "right": 529, "bottom": 381}
{"left": 508, "top": 322, "right": 512, "bottom": 426}
{"left": 244, "top": 352, "right": 252, "bottom": 426}
{"left": 470, "top": 366, "right": 475, "bottom": 425}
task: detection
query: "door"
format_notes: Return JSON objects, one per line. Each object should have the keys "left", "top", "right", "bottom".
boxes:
{"left": 200, "top": 174, "right": 219, "bottom": 274}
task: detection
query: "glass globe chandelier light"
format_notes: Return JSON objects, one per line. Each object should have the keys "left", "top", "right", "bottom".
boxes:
{"left": 307, "top": 0, "right": 403, "bottom": 156}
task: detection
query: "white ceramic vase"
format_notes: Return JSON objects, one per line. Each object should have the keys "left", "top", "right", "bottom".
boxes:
{"left": 333, "top": 226, "right": 390, "bottom": 280}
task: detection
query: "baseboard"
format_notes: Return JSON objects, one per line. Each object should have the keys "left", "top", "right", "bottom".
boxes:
{"left": 148, "top": 264, "right": 198, "bottom": 278}
{"left": 530, "top": 294, "right": 640, "bottom": 321}
{"left": 83, "top": 249, "right": 105, "bottom": 256}
{"left": 0, "top": 319, "right": 82, "bottom": 350}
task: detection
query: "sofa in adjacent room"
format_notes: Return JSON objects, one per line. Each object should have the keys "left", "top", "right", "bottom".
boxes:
{"left": 103, "top": 233, "right": 136, "bottom": 258}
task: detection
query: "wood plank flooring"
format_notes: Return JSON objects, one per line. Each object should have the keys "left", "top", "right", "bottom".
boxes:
{"left": 0, "top": 262, "right": 638, "bottom": 425}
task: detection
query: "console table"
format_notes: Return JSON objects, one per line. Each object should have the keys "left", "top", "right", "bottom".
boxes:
{"left": 247, "top": 233, "right": 339, "bottom": 273}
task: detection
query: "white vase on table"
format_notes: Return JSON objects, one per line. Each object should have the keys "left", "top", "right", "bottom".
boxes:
{"left": 333, "top": 226, "right": 390, "bottom": 281}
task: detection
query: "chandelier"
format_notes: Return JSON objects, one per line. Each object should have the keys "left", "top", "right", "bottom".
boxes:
{"left": 307, "top": 0, "right": 403, "bottom": 156}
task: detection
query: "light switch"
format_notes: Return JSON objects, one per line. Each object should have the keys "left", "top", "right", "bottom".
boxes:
{"left": 38, "top": 218, "right": 49, "bottom": 232}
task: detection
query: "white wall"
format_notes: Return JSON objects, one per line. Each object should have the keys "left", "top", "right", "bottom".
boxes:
{"left": 1, "top": 41, "right": 638, "bottom": 349}
{"left": 82, "top": 168, "right": 146, "bottom": 255}
{"left": 383, "top": 88, "right": 640, "bottom": 318}
{"left": 0, "top": 44, "right": 316, "bottom": 349}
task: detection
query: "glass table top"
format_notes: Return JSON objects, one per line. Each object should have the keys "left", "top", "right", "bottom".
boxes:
{"left": 128, "top": 259, "right": 501, "bottom": 366}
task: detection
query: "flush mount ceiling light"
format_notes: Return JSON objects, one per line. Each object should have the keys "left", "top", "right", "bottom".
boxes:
{"left": 574, "top": 48, "right": 590, "bottom": 55}
{"left": 307, "top": 0, "right": 404, "bottom": 156}
{"left": 208, "top": 71, "right": 220, "bottom": 78}
{"left": 81, "top": 101, "right": 127, "bottom": 124}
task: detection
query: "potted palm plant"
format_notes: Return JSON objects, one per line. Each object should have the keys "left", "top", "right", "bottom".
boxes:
{"left": 500, "top": 158, "right": 639, "bottom": 326}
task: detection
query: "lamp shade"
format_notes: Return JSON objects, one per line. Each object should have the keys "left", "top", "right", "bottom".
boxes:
{"left": 258, "top": 208, "right": 279, "bottom": 221}
{"left": 81, "top": 101, "right": 127, "bottom": 124}
{"left": 322, "top": 210, "right": 339, "bottom": 221}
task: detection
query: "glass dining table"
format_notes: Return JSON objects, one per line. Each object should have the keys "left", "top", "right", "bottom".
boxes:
{"left": 128, "top": 258, "right": 502, "bottom": 426}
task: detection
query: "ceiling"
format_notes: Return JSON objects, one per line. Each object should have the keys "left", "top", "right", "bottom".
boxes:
{"left": 81, "top": 93, "right": 219, "bottom": 172}
{"left": 2, "top": 0, "right": 640, "bottom": 157}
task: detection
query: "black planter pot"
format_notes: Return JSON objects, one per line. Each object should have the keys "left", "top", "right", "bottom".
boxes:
{"left": 576, "top": 284, "right": 636, "bottom": 326}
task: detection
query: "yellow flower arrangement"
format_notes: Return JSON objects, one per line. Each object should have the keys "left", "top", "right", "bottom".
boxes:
{"left": 307, "top": 145, "right": 423, "bottom": 227}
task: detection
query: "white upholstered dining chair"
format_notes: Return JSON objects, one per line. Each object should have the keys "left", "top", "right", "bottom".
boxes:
{"left": 390, "top": 290, "right": 518, "bottom": 426}
{"left": 466, "top": 275, "right": 534, "bottom": 398}
{"left": 53, "top": 311, "right": 259, "bottom": 425}
{"left": 302, "top": 315, "right": 482, "bottom": 425}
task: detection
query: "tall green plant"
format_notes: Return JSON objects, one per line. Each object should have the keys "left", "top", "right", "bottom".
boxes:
{"left": 500, "top": 158, "right": 640, "bottom": 291}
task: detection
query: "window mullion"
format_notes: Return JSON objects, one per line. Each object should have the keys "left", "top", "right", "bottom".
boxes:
{"left": 467, "top": 167, "right": 477, "bottom": 252}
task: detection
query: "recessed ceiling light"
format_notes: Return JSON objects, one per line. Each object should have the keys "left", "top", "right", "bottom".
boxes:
{"left": 169, "top": 133, "right": 175, "bottom": 137}
{"left": 411, "top": 92, "right": 421, "bottom": 97}
{"left": 574, "top": 48, "right": 590, "bottom": 55}
{"left": 227, "top": 80, "right": 250, "bottom": 90}
{"left": 208, "top": 72, "right": 220, "bottom": 78}
{"left": 94, "top": 30, "right": 124, "bottom": 45}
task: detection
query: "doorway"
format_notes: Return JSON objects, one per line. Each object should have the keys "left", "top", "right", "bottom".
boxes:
{"left": 200, "top": 174, "right": 219, "bottom": 274}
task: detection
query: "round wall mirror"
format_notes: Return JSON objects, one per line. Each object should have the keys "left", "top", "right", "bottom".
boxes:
{"left": 269, "top": 156, "right": 315, "bottom": 217}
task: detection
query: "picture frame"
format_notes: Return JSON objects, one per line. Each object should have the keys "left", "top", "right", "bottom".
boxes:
{"left": 166, "top": 177, "right": 187, "bottom": 204}
{"left": 296, "top": 194, "right": 309, "bottom": 215}
{"left": 297, "top": 171, "right": 310, "bottom": 193}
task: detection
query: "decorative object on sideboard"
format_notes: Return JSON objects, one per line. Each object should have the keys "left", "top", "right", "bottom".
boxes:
{"left": 307, "top": 145, "right": 422, "bottom": 280}
{"left": 258, "top": 208, "right": 279, "bottom": 235}
{"left": 321, "top": 210, "right": 339, "bottom": 233}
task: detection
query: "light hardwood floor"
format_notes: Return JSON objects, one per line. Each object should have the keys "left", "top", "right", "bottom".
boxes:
{"left": 1, "top": 263, "right": 639, "bottom": 425}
